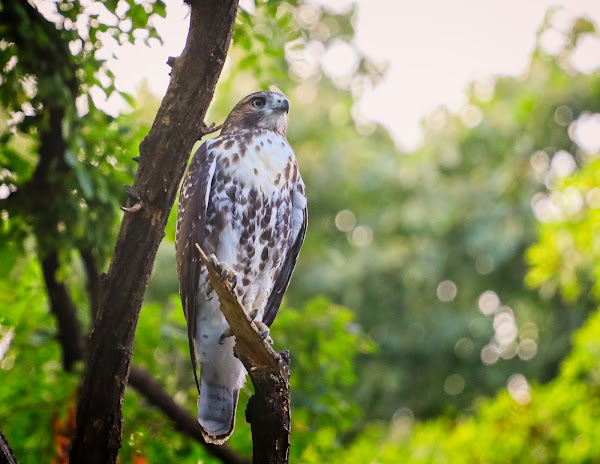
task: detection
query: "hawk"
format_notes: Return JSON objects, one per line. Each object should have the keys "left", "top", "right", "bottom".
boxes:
{"left": 175, "top": 91, "right": 307, "bottom": 444}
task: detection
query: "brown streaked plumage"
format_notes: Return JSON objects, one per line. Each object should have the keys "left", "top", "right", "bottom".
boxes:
{"left": 175, "top": 91, "right": 307, "bottom": 444}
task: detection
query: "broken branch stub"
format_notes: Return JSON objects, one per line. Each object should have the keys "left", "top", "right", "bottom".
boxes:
{"left": 195, "top": 243, "right": 291, "bottom": 464}
{"left": 194, "top": 244, "right": 280, "bottom": 371}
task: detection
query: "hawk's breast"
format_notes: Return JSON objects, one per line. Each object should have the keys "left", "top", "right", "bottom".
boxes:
{"left": 209, "top": 130, "right": 294, "bottom": 190}
{"left": 202, "top": 129, "right": 298, "bottom": 313}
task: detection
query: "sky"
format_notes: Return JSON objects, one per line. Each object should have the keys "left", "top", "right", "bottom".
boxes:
{"left": 353, "top": 0, "right": 600, "bottom": 148}
{"left": 105, "top": 0, "right": 600, "bottom": 150}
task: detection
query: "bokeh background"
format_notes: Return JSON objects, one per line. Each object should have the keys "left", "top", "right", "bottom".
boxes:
{"left": 2, "top": 0, "right": 600, "bottom": 462}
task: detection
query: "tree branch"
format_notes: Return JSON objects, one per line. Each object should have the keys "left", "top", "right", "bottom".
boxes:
{"left": 69, "top": 1, "right": 240, "bottom": 462}
{"left": 40, "top": 252, "right": 85, "bottom": 372}
{"left": 195, "top": 245, "right": 291, "bottom": 464}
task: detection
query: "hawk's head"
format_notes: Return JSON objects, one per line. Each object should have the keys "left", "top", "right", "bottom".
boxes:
{"left": 221, "top": 91, "right": 290, "bottom": 136}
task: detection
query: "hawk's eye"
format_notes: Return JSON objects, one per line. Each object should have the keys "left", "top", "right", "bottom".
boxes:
{"left": 251, "top": 97, "right": 266, "bottom": 108}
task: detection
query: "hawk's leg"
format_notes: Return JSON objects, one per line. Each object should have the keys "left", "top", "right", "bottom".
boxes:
{"left": 208, "top": 253, "right": 238, "bottom": 289}
{"left": 205, "top": 281, "right": 214, "bottom": 301}
{"left": 209, "top": 254, "right": 239, "bottom": 345}
{"left": 218, "top": 309, "right": 273, "bottom": 345}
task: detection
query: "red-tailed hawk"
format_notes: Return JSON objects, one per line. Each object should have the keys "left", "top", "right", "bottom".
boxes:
{"left": 175, "top": 91, "right": 307, "bottom": 444}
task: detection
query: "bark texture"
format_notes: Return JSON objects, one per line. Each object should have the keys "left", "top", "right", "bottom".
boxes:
{"left": 69, "top": 2, "right": 240, "bottom": 462}
{"left": 196, "top": 245, "right": 291, "bottom": 464}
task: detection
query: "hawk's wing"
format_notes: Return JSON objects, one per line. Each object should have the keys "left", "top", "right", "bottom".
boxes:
{"left": 176, "top": 142, "right": 216, "bottom": 392}
{"left": 263, "top": 180, "right": 308, "bottom": 327}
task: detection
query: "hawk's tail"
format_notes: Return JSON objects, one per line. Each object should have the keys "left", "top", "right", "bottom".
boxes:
{"left": 198, "top": 379, "right": 239, "bottom": 444}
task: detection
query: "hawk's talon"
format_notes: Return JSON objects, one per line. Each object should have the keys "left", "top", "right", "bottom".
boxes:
{"left": 249, "top": 308, "right": 259, "bottom": 321}
{"left": 218, "top": 327, "right": 234, "bottom": 345}
{"left": 254, "top": 321, "right": 271, "bottom": 343}
{"left": 220, "top": 268, "right": 238, "bottom": 288}
{"left": 208, "top": 254, "right": 238, "bottom": 287}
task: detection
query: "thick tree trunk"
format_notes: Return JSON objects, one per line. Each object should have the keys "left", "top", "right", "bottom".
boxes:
{"left": 69, "top": 2, "right": 239, "bottom": 462}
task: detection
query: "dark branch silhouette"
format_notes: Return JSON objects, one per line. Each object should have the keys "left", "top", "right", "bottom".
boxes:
{"left": 41, "top": 252, "right": 85, "bottom": 372}
{"left": 79, "top": 249, "right": 101, "bottom": 323}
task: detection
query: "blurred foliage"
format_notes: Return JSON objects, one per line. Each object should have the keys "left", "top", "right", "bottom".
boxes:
{"left": 311, "top": 306, "right": 600, "bottom": 463}
{"left": 0, "top": 252, "right": 370, "bottom": 462}
{"left": 2, "top": 0, "right": 600, "bottom": 462}
{"left": 0, "top": 0, "right": 164, "bottom": 267}
{"left": 0, "top": 252, "right": 79, "bottom": 463}
{"left": 180, "top": 2, "right": 600, "bottom": 420}
{"left": 526, "top": 156, "right": 600, "bottom": 302}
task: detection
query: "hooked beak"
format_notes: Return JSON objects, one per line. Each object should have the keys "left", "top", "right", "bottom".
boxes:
{"left": 275, "top": 98, "right": 290, "bottom": 113}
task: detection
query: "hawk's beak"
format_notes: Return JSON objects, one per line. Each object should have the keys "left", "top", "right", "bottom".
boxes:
{"left": 276, "top": 99, "right": 290, "bottom": 113}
